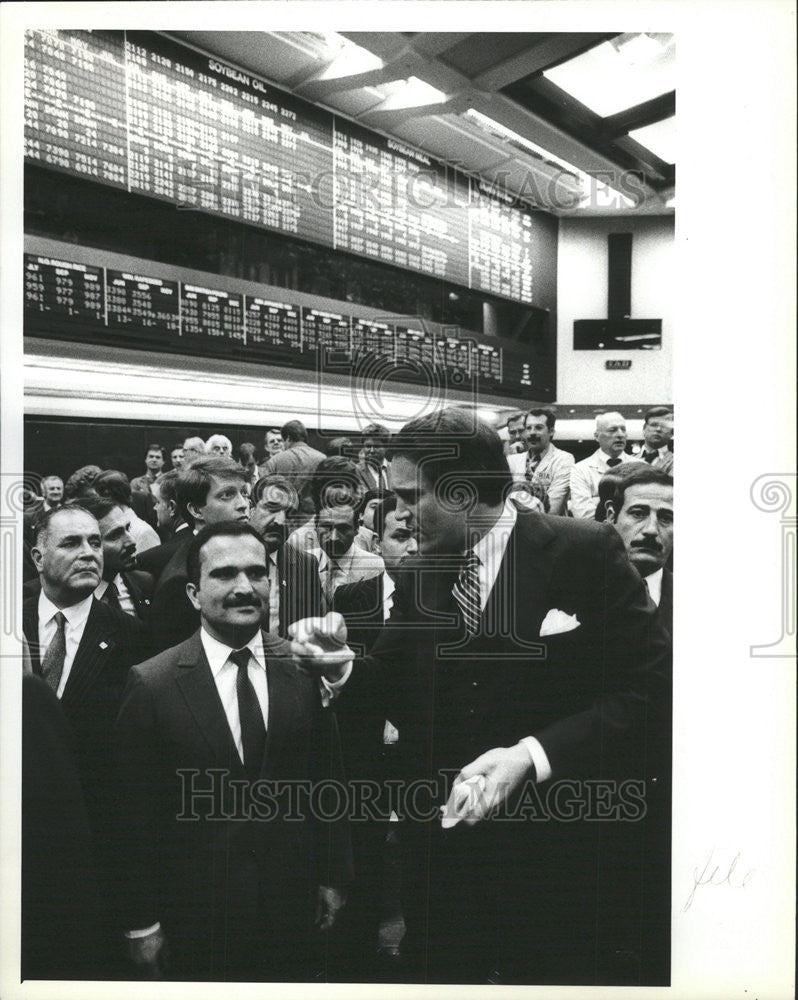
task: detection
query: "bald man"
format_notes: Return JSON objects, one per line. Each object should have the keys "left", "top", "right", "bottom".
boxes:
{"left": 569, "top": 411, "right": 632, "bottom": 518}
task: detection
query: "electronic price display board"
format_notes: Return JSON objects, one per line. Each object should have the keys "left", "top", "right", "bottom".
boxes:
{"left": 24, "top": 29, "right": 555, "bottom": 307}
{"left": 106, "top": 269, "right": 180, "bottom": 334}
{"left": 24, "top": 246, "right": 554, "bottom": 401}
{"left": 245, "top": 296, "right": 301, "bottom": 352}
{"left": 24, "top": 254, "right": 105, "bottom": 323}
{"left": 181, "top": 283, "right": 245, "bottom": 342}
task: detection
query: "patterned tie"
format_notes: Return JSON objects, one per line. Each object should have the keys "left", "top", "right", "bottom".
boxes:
{"left": 607, "top": 457, "right": 622, "bottom": 468}
{"left": 525, "top": 453, "right": 541, "bottom": 483}
{"left": 41, "top": 611, "right": 67, "bottom": 693}
{"left": 642, "top": 450, "right": 658, "bottom": 464}
{"left": 452, "top": 552, "right": 482, "bottom": 636}
{"left": 323, "top": 559, "right": 341, "bottom": 604}
{"left": 230, "top": 648, "right": 266, "bottom": 780}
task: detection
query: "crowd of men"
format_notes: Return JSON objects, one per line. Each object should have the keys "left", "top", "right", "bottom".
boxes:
{"left": 20, "top": 407, "right": 673, "bottom": 985}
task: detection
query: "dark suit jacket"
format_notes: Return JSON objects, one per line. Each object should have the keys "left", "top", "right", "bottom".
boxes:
{"left": 147, "top": 534, "right": 196, "bottom": 655}
{"left": 341, "top": 512, "right": 672, "bottom": 982}
{"left": 113, "top": 629, "right": 353, "bottom": 980}
{"left": 333, "top": 575, "right": 384, "bottom": 656}
{"left": 274, "top": 543, "right": 324, "bottom": 638}
{"left": 657, "top": 567, "right": 673, "bottom": 639}
{"left": 23, "top": 570, "right": 153, "bottom": 623}
{"left": 135, "top": 525, "right": 191, "bottom": 582}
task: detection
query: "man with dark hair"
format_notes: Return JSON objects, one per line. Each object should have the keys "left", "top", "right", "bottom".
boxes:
{"left": 640, "top": 407, "right": 674, "bottom": 473}
{"left": 63, "top": 464, "right": 102, "bottom": 501}
{"left": 131, "top": 444, "right": 165, "bottom": 497}
{"left": 263, "top": 427, "right": 284, "bottom": 459}
{"left": 605, "top": 464, "right": 674, "bottom": 636}
{"left": 359, "top": 423, "right": 391, "bottom": 491}
{"left": 170, "top": 445, "right": 185, "bottom": 472}
{"left": 23, "top": 504, "right": 146, "bottom": 968}
{"left": 353, "top": 488, "right": 389, "bottom": 554}
{"left": 92, "top": 469, "right": 161, "bottom": 553}
{"left": 133, "top": 470, "right": 190, "bottom": 581}
{"left": 508, "top": 408, "right": 575, "bottom": 516}
{"left": 114, "top": 521, "right": 352, "bottom": 981}
{"left": 293, "top": 406, "right": 671, "bottom": 985}
{"left": 316, "top": 501, "right": 383, "bottom": 608}
{"left": 147, "top": 457, "right": 250, "bottom": 654}
{"left": 248, "top": 474, "right": 323, "bottom": 638}
{"left": 287, "top": 456, "right": 366, "bottom": 554}
{"left": 258, "top": 419, "right": 326, "bottom": 515}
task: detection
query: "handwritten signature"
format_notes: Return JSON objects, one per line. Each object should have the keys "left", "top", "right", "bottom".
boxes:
{"left": 683, "top": 849, "right": 756, "bottom": 912}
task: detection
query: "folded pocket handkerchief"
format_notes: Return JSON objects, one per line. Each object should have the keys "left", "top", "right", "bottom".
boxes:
{"left": 539, "top": 608, "right": 580, "bottom": 636}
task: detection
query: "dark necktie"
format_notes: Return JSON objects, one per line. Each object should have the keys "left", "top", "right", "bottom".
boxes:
{"left": 606, "top": 457, "right": 622, "bottom": 468}
{"left": 642, "top": 450, "right": 658, "bottom": 464}
{"left": 41, "top": 611, "right": 67, "bottom": 694}
{"left": 452, "top": 552, "right": 481, "bottom": 636}
{"left": 230, "top": 648, "right": 266, "bottom": 780}
{"left": 526, "top": 453, "right": 541, "bottom": 482}
{"left": 104, "top": 580, "right": 121, "bottom": 611}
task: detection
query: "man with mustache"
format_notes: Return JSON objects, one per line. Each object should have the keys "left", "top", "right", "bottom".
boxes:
{"left": 114, "top": 522, "right": 352, "bottom": 980}
{"left": 22, "top": 504, "right": 146, "bottom": 974}
{"left": 605, "top": 464, "right": 674, "bottom": 637}
{"left": 248, "top": 474, "right": 323, "bottom": 638}
{"left": 508, "top": 408, "right": 575, "bottom": 516}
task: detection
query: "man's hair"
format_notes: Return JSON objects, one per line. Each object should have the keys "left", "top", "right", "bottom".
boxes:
{"left": 505, "top": 411, "right": 525, "bottom": 426}
{"left": 92, "top": 469, "right": 133, "bottom": 506}
{"left": 42, "top": 474, "right": 63, "bottom": 487}
{"left": 643, "top": 406, "right": 673, "bottom": 425}
{"left": 176, "top": 456, "right": 246, "bottom": 527}
{"left": 172, "top": 443, "right": 185, "bottom": 453}
{"left": 186, "top": 521, "right": 268, "bottom": 586}
{"left": 252, "top": 473, "right": 299, "bottom": 513}
{"left": 146, "top": 443, "right": 164, "bottom": 458}
{"left": 595, "top": 411, "right": 625, "bottom": 431}
{"left": 238, "top": 442, "right": 257, "bottom": 463}
{"left": 63, "top": 465, "right": 102, "bottom": 500}
{"left": 33, "top": 502, "right": 96, "bottom": 548}
{"left": 526, "top": 407, "right": 556, "bottom": 432}
{"left": 310, "top": 457, "right": 363, "bottom": 512}
{"left": 325, "top": 436, "right": 353, "bottom": 457}
{"left": 265, "top": 427, "right": 281, "bottom": 439}
{"left": 356, "top": 487, "right": 389, "bottom": 520}
{"left": 372, "top": 495, "right": 399, "bottom": 540}
{"left": 280, "top": 419, "right": 307, "bottom": 443}
{"left": 183, "top": 436, "right": 206, "bottom": 453}
{"left": 361, "top": 422, "right": 390, "bottom": 445}
{"left": 596, "top": 462, "right": 673, "bottom": 521}
{"left": 77, "top": 493, "right": 122, "bottom": 525}
{"left": 389, "top": 407, "right": 513, "bottom": 508}
{"left": 158, "top": 469, "right": 179, "bottom": 504}
{"left": 206, "top": 433, "right": 232, "bottom": 452}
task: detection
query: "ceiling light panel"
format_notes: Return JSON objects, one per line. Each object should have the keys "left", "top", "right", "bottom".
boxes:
{"left": 628, "top": 115, "right": 676, "bottom": 164}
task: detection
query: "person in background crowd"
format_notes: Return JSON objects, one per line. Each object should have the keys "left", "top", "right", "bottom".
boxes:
{"left": 92, "top": 469, "right": 161, "bottom": 553}
{"left": 259, "top": 419, "right": 326, "bottom": 516}
{"left": 182, "top": 436, "right": 207, "bottom": 467}
{"left": 170, "top": 445, "right": 185, "bottom": 471}
{"left": 23, "top": 505, "right": 146, "bottom": 971}
{"left": 135, "top": 470, "right": 190, "bottom": 580}
{"left": 23, "top": 475, "right": 65, "bottom": 552}
{"left": 114, "top": 522, "right": 352, "bottom": 981}
{"left": 504, "top": 412, "right": 526, "bottom": 455}
{"left": 359, "top": 423, "right": 391, "bottom": 491}
{"left": 263, "top": 427, "right": 284, "bottom": 459}
{"left": 353, "top": 488, "right": 390, "bottom": 553}
{"left": 286, "top": 456, "right": 366, "bottom": 556}
{"left": 639, "top": 407, "right": 674, "bottom": 474}
{"left": 508, "top": 408, "right": 575, "bottom": 516}
{"left": 147, "top": 456, "right": 250, "bottom": 655}
{"left": 315, "top": 499, "right": 383, "bottom": 608}
{"left": 292, "top": 407, "right": 670, "bottom": 985}
{"left": 569, "top": 411, "right": 632, "bottom": 518}
{"left": 63, "top": 465, "right": 102, "bottom": 501}
{"left": 604, "top": 464, "right": 674, "bottom": 637}
{"left": 206, "top": 433, "right": 233, "bottom": 458}
{"left": 238, "top": 442, "right": 259, "bottom": 488}
{"left": 326, "top": 436, "right": 354, "bottom": 458}
{"left": 130, "top": 444, "right": 165, "bottom": 497}
{"left": 41, "top": 474, "right": 64, "bottom": 509}
{"left": 248, "top": 474, "right": 323, "bottom": 638}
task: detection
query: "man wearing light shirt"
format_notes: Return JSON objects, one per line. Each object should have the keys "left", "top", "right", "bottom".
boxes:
{"left": 507, "top": 407, "right": 575, "bottom": 515}
{"left": 569, "top": 410, "right": 633, "bottom": 518}
{"left": 114, "top": 522, "right": 352, "bottom": 981}
{"left": 315, "top": 502, "right": 383, "bottom": 609}
{"left": 22, "top": 504, "right": 146, "bottom": 975}
{"left": 292, "top": 408, "right": 671, "bottom": 985}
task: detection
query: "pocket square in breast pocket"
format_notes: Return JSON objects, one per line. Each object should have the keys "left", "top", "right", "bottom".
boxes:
{"left": 539, "top": 608, "right": 580, "bottom": 636}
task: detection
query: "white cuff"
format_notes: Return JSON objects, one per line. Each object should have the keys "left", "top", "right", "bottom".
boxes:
{"left": 519, "top": 736, "right": 552, "bottom": 783}
{"left": 319, "top": 658, "right": 353, "bottom": 706}
{"left": 125, "top": 922, "right": 161, "bottom": 939}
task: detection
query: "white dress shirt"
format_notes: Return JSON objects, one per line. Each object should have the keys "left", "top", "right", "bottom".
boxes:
{"left": 644, "top": 567, "right": 663, "bottom": 607}
{"left": 37, "top": 591, "right": 94, "bottom": 698}
{"left": 267, "top": 551, "right": 281, "bottom": 635}
{"left": 382, "top": 571, "right": 395, "bottom": 622}
{"left": 200, "top": 628, "right": 269, "bottom": 763}
{"left": 569, "top": 449, "right": 633, "bottom": 519}
{"left": 94, "top": 573, "right": 135, "bottom": 615}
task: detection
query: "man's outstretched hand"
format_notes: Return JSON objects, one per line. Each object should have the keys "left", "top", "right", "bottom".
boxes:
{"left": 445, "top": 744, "right": 535, "bottom": 827}
{"left": 315, "top": 884, "right": 347, "bottom": 932}
{"left": 289, "top": 613, "right": 354, "bottom": 683}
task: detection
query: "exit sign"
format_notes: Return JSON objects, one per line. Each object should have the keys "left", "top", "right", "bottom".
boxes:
{"left": 606, "top": 359, "right": 632, "bottom": 370}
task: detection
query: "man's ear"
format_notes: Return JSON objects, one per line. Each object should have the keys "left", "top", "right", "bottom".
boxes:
{"left": 186, "top": 580, "right": 201, "bottom": 611}
{"left": 31, "top": 545, "right": 44, "bottom": 574}
{"left": 186, "top": 500, "right": 202, "bottom": 525}
{"left": 605, "top": 501, "right": 618, "bottom": 524}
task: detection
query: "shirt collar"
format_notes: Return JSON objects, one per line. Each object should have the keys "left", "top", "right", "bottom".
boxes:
{"left": 471, "top": 498, "right": 518, "bottom": 568}
{"left": 528, "top": 442, "right": 554, "bottom": 461}
{"left": 382, "top": 571, "right": 395, "bottom": 603}
{"left": 38, "top": 590, "right": 93, "bottom": 629}
{"left": 645, "top": 567, "right": 664, "bottom": 607}
{"left": 200, "top": 627, "right": 266, "bottom": 678}
{"left": 319, "top": 544, "right": 355, "bottom": 573}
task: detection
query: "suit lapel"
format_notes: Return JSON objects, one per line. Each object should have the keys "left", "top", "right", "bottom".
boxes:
{"left": 175, "top": 633, "right": 244, "bottom": 773}
{"left": 22, "top": 598, "right": 42, "bottom": 675}
{"left": 260, "top": 633, "right": 297, "bottom": 777}
{"left": 60, "top": 599, "right": 116, "bottom": 710}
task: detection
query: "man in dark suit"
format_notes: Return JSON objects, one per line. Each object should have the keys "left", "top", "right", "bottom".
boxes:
{"left": 248, "top": 473, "right": 323, "bottom": 637}
{"left": 147, "top": 456, "right": 249, "bottom": 655}
{"left": 135, "top": 470, "right": 191, "bottom": 581}
{"left": 293, "top": 407, "right": 672, "bottom": 985}
{"left": 114, "top": 522, "right": 352, "bottom": 981}
{"left": 23, "top": 504, "right": 147, "bottom": 970}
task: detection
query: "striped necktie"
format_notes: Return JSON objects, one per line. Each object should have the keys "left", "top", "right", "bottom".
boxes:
{"left": 452, "top": 552, "right": 482, "bottom": 636}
